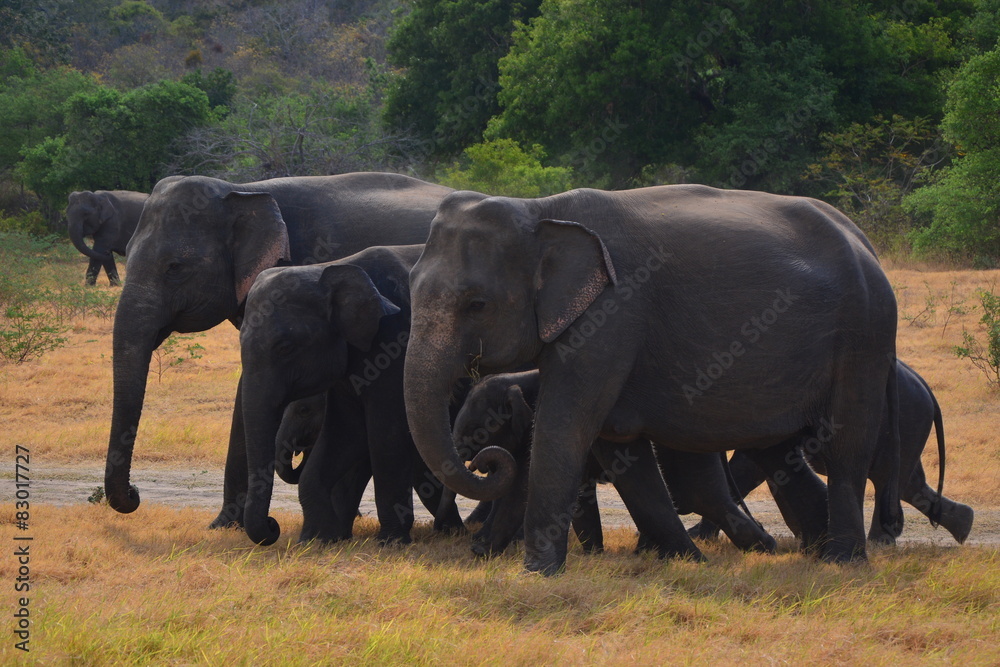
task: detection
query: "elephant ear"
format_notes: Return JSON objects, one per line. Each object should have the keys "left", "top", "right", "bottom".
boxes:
{"left": 226, "top": 191, "right": 292, "bottom": 306}
{"left": 533, "top": 219, "right": 617, "bottom": 343}
{"left": 505, "top": 384, "right": 534, "bottom": 450}
{"left": 97, "top": 193, "right": 121, "bottom": 235}
{"left": 320, "top": 264, "right": 401, "bottom": 352}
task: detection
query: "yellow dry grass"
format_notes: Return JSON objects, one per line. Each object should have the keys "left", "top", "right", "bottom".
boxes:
{"left": 0, "top": 505, "right": 997, "bottom": 665}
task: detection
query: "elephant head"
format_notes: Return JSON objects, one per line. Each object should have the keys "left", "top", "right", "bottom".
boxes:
{"left": 105, "top": 176, "right": 291, "bottom": 515}
{"left": 67, "top": 191, "right": 118, "bottom": 263}
{"left": 452, "top": 371, "right": 537, "bottom": 460}
{"left": 404, "top": 192, "right": 615, "bottom": 502}
{"left": 239, "top": 262, "right": 399, "bottom": 545}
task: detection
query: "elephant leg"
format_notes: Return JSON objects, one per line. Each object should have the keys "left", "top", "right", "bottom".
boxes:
{"left": 100, "top": 255, "right": 120, "bottom": 286}
{"left": 299, "top": 394, "right": 371, "bottom": 543}
{"left": 687, "top": 450, "right": 769, "bottom": 541}
{"left": 364, "top": 397, "right": 419, "bottom": 545}
{"left": 900, "top": 461, "right": 974, "bottom": 544}
{"left": 658, "top": 448, "right": 775, "bottom": 553}
{"left": 209, "top": 377, "right": 248, "bottom": 529}
{"left": 412, "top": 460, "right": 465, "bottom": 534}
{"left": 85, "top": 259, "right": 101, "bottom": 286}
{"left": 472, "top": 454, "right": 531, "bottom": 558}
{"left": 571, "top": 475, "right": 603, "bottom": 554}
{"left": 743, "top": 441, "right": 829, "bottom": 554}
{"left": 465, "top": 501, "right": 493, "bottom": 526}
{"left": 590, "top": 439, "right": 704, "bottom": 561}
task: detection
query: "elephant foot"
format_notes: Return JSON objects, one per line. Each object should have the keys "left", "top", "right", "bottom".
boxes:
{"left": 376, "top": 530, "right": 413, "bottom": 547}
{"left": 524, "top": 554, "right": 565, "bottom": 577}
{"left": 940, "top": 502, "right": 975, "bottom": 544}
{"left": 208, "top": 506, "right": 244, "bottom": 530}
{"left": 821, "top": 537, "right": 868, "bottom": 564}
{"left": 433, "top": 515, "right": 466, "bottom": 535}
{"left": 465, "top": 501, "right": 492, "bottom": 526}
{"left": 687, "top": 520, "right": 722, "bottom": 541}
{"left": 108, "top": 275, "right": 121, "bottom": 287}
{"left": 579, "top": 540, "right": 604, "bottom": 554}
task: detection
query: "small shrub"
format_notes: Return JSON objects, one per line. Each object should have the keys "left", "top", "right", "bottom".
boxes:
{"left": 954, "top": 287, "right": 1000, "bottom": 389}
{"left": 439, "top": 139, "right": 574, "bottom": 198}
{"left": 0, "top": 304, "right": 68, "bottom": 364}
{"left": 151, "top": 333, "right": 206, "bottom": 382}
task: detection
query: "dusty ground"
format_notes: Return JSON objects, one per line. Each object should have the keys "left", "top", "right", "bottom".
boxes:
{"left": 8, "top": 463, "right": 996, "bottom": 548}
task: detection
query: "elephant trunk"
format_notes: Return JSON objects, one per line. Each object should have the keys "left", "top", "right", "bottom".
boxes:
{"left": 241, "top": 378, "right": 283, "bottom": 545}
{"left": 69, "top": 215, "right": 112, "bottom": 262}
{"left": 403, "top": 325, "right": 515, "bottom": 502}
{"left": 105, "top": 284, "right": 160, "bottom": 513}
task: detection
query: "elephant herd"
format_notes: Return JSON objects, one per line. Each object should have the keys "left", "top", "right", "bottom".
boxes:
{"left": 83, "top": 172, "right": 973, "bottom": 576}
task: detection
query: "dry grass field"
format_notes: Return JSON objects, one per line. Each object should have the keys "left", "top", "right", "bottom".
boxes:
{"left": 1, "top": 246, "right": 998, "bottom": 664}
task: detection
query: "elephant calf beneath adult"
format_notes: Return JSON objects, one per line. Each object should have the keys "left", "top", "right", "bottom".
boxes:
{"left": 403, "top": 184, "right": 901, "bottom": 575}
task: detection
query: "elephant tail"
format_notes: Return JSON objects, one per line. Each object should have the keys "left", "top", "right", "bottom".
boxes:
{"left": 929, "top": 389, "right": 946, "bottom": 527}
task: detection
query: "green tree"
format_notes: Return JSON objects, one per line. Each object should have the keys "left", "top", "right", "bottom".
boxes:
{"left": 438, "top": 139, "right": 573, "bottom": 197}
{"left": 16, "top": 79, "right": 213, "bottom": 208}
{"left": 0, "top": 48, "right": 99, "bottom": 172}
{"left": 384, "top": 0, "right": 542, "bottom": 159}
{"left": 904, "top": 46, "right": 1000, "bottom": 262}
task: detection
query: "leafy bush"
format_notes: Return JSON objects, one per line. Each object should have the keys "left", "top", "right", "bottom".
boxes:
{"left": 438, "top": 139, "right": 573, "bottom": 198}
{"left": 954, "top": 287, "right": 1000, "bottom": 389}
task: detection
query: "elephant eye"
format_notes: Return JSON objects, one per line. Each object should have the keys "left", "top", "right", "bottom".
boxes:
{"left": 467, "top": 298, "right": 487, "bottom": 313}
{"left": 275, "top": 340, "right": 296, "bottom": 356}
{"left": 165, "top": 262, "right": 183, "bottom": 277}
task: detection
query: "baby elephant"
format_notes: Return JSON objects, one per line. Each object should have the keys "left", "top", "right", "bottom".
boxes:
{"left": 452, "top": 370, "right": 776, "bottom": 558}
{"left": 239, "top": 245, "right": 462, "bottom": 546}
{"left": 688, "top": 360, "right": 974, "bottom": 545}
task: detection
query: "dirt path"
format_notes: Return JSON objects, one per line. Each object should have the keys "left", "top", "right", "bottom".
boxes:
{"left": 4, "top": 464, "right": 998, "bottom": 547}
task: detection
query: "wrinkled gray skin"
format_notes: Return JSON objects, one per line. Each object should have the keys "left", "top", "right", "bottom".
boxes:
{"left": 404, "top": 185, "right": 900, "bottom": 575}
{"left": 240, "top": 244, "right": 463, "bottom": 546}
{"left": 67, "top": 190, "right": 148, "bottom": 286}
{"left": 452, "top": 370, "right": 776, "bottom": 557}
{"left": 104, "top": 173, "right": 453, "bottom": 527}
{"left": 689, "top": 360, "right": 975, "bottom": 544}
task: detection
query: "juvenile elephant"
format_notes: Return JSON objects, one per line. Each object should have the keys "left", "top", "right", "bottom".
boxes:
{"left": 103, "top": 173, "right": 453, "bottom": 528}
{"left": 404, "top": 186, "right": 901, "bottom": 574}
{"left": 240, "top": 244, "right": 463, "bottom": 546}
{"left": 67, "top": 190, "right": 148, "bottom": 286}
{"left": 688, "top": 361, "right": 974, "bottom": 544}
{"left": 452, "top": 370, "right": 776, "bottom": 557}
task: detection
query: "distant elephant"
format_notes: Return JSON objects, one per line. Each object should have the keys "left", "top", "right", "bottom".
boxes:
{"left": 403, "top": 186, "right": 901, "bottom": 575}
{"left": 66, "top": 190, "right": 149, "bottom": 286}
{"left": 688, "top": 361, "right": 974, "bottom": 545}
{"left": 103, "top": 173, "right": 453, "bottom": 529}
{"left": 240, "top": 244, "right": 464, "bottom": 546}
{"left": 452, "top": 370, "right": 776, "bottom": 557}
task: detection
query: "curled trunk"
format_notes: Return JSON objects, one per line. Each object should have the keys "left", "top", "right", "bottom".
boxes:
{"left": 403, "top": 338, "right": 515, "bottom": 502}
{"left": 69, "top": 216, "right": 112, "bottom": 262}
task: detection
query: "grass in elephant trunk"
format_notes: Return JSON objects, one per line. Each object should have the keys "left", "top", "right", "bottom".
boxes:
{"left": 1, "top": 504, "right": 997, "bottom": 664}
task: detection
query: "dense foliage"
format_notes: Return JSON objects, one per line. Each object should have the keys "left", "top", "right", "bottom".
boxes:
{"left": 2, "top": 0, "right": 999, "bottom": 261}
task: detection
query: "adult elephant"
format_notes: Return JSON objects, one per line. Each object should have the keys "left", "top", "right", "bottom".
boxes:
{"left": 688, "top": 360, "right": 975, "bottom": 545}
{"left": 403, "top": 186, "right": 901, "bottom": 575}
{"left": 67, "top": 190, "right": 149, "bottom": 286}
{"left": 104, "top": 173, "right": 453, "bottom": 527}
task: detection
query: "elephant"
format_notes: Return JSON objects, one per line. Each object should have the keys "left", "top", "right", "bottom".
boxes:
{"left": 403, "top": 185, "right": 901, "bottom": 575}
{"left": 103, "top": 173, "right": 453, "bottom": 529}
{"left": 688, "top": 360, "right": 975, "bottom": 545}
{"left": 239, "top": 244, "right": 464, "bottom": 546}
{"left": 452, "top": 370, "right": 776, "bottom": 557}
{"left": 67, "top": 190, "right": 149, "bottom": 286}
